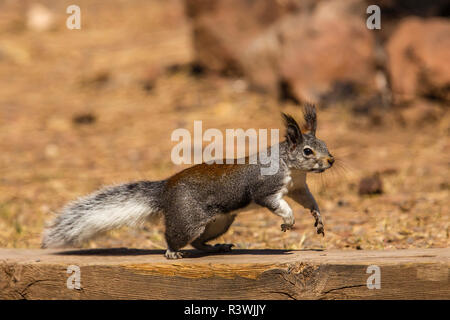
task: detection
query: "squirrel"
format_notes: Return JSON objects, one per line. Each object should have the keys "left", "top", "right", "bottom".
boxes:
{"left": 41, "top": 104, "right": 334, "bottom": 259}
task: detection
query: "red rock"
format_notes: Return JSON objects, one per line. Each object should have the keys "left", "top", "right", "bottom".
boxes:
{"left": 185, "top": 0, "right": 303, "bottom": 75}
{"left": 187, "top": 0, "right": 378, "bottom": 102}
{"left": 386, "top": 18, "right": 450, "bottom": 104}
{"left": 244, "top": 0, "right": 377, "bottom": 101}
{"left": 358, "top": 173, "right": 383, "bottom": 195}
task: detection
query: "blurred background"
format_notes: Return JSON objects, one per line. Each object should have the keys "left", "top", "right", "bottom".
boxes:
{"left": 0, "top": 0, "right": 448, "bottom": 250}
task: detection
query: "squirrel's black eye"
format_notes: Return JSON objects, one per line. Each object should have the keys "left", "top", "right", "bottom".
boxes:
{"left": 303, "top": 147, "right": 313, "bottom": 156}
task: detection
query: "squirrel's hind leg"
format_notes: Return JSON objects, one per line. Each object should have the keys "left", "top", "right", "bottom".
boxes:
{"left": 191, "top": 214, "right": 236, "bottom": 253}
{"left": 164, "top": 225, "right": 204, "bottom": 259}
{"left": 163, "top": 205, "right": 211, "bottom": 259}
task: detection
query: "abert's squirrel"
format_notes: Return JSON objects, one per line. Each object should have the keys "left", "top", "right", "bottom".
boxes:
{"left": 42, "top": 104, "right": 334, "bottom": 259}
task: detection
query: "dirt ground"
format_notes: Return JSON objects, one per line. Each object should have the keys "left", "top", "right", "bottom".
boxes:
{"left": 0, "top": 0, "right": 448, "bottom": 251}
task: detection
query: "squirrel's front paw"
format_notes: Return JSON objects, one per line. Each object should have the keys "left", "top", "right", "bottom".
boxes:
{"left": 316, "top": 222, "right": 325, "bottom": 237}
{"left": 312, "top": 210, "right": 325, "bottom": 237}
{"left": 281, "top": 223, "right": 294, "bottom": 232}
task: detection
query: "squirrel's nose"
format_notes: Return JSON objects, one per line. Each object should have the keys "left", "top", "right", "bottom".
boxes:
{"left": 327, "top": 157, "right": 335, "bottom": 166}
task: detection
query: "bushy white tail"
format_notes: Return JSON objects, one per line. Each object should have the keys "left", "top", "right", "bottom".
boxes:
{"left": 41, "top": 180, "right": 165, "bottom": 248}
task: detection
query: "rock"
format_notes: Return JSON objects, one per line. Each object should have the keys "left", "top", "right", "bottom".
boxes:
{"left": 337, "top": 199, "right": 349, "bottom": 207}
{"left": 187, "top": 0, "right": 378, "bottom": 103}
{"left": 80, "top": 71, "right": 111, "bottom": 88}
{"left": 380, "top": 167, "right": 398, "bottom": 175}
{"left": 440, "top": 182, "right": 450, "bottom": 190}
{"left": 358, "top": 172, "right": 383, "bottom": 195}
{"left": 186, "top": 0, "right": 303, "bottom": 76}
{"left": 26, "top": 4, "right": 55, "bottom": 32}
{"left": 386, "top": 17, "right": 450, "bottom": 104}
{"left": 246, "top": 0, "right": 377, "bottom": 102}
{"left": 72, "top": 113, "right": 97, "bottom": 125}
{"left": 44, "top": 144, "right": 59, "bottom": 158}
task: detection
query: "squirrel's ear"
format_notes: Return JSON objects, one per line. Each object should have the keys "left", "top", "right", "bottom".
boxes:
{"left": 303, "top": 103, "right": 317, "bottom": 136}
{"left": 282, "top": 113, "right": 303, "bottom": 148}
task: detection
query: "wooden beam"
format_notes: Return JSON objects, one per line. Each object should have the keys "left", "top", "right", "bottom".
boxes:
{"left": 0, "top": 248, "right": 448, "bottom": 299}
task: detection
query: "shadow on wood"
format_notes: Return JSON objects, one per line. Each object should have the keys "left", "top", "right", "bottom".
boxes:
{"left": 54, "top": 248, "right": 305, "bottom": 257}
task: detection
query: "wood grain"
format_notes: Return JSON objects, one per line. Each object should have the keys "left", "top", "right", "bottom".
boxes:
{"left": 0, "top": 248, "right": 448, "bottom": 299}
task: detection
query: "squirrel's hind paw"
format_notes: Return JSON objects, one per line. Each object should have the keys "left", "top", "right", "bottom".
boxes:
{"left": 316, "top": 223, "right": 325, "bottom": 237}
{"left": 165, "top": 249, "right": 184, "bottom": 259}
{"left": 281, "top": 223, "right": 294, "bottom": 232}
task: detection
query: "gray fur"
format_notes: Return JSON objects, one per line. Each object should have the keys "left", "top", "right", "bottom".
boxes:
{"left": 42, "top": 105, "right": 334, "bottom": 259}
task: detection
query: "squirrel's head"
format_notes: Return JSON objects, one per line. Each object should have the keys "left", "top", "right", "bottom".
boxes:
{"left": 282, "top": 105, "right": 334, "bottom": 173}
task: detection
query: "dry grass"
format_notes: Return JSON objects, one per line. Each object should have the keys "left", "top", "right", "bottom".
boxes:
{"left": 0, "top": 0, "right": 448, "bottom": 251}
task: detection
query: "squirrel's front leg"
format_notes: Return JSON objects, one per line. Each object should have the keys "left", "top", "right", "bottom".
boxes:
{"left": 288, "top": 186, "right": 325, "bottom": 236}
{"left": 277, "top": 200, "right": 295, "bottom": 232}
{"left": 311, "top": 209, "right": 325, "bottom": 237}
{"left": 256, "top": 195, "right": 295, "bottom": 232}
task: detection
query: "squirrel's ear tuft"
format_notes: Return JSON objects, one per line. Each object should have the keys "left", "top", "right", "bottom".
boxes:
{"left": 303, "top": 103, "right": 317, "bottom": 136}
{"left": 282, "top": 113, "right": 303, "bottom": 148}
